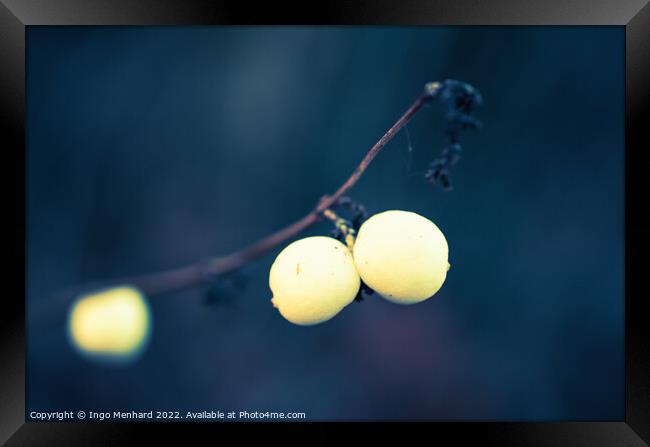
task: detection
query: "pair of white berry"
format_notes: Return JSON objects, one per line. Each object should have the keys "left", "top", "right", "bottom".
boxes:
{"left": 269, "top": 210, "right": 450, "bottom": 326}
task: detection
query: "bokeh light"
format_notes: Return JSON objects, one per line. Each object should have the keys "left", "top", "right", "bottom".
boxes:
{"left": 67, "top": 285, "right": 152, "bottom": 363}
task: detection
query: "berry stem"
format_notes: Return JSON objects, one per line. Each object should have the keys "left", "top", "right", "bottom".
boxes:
{"left": 322, "top": 208, "right": 356, "bottom": 249}
{"left": 78, "top": 84, "right": 440, "bottom": 297}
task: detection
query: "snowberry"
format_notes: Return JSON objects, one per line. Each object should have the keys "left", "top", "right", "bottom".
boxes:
{"left": 269, "top": 236, "right": 360, "bottom": 325}
{"left": 67, "top": 285, "right": 152, "bottom": 361}
{"left": 353, "top": 210, "right": 449, "bottom": 304}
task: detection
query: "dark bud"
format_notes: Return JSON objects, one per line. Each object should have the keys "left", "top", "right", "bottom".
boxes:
{"left": 424, "top": 79, "right": 482, "bottom": 190}
{"left": 335, "top": 196, "right": 368, "bottom": 231}
{"left": 354, "top": 280, "right": 376, "bottom": 302}
{"left": 203, "top": 269, "right": 250, "bottom": 308}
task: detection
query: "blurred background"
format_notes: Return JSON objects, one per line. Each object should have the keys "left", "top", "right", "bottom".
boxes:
{"left": 26, "top": 26, "right": 624, "bottom": 421}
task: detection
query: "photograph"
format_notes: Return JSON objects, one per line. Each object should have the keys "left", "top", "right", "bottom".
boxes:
{"left": 25, "top": 25, "right": 625, "bottom": 423}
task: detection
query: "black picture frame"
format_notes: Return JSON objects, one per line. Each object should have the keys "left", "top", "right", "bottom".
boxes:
{"left": 1, "top": 1, "right": 648, "bottom": 444}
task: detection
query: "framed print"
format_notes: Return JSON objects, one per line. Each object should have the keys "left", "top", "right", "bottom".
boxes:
{"left": 1, "top": 0, "right": 648, "bottom": 444}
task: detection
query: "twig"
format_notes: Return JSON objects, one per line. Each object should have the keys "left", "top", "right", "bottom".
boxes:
{"left": 83, "top": 83, "right": 444, "bottom": 297}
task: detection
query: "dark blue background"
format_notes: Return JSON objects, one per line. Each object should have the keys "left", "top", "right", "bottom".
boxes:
{"left": 27, "top": 26, "right": 624, "bottom": 420}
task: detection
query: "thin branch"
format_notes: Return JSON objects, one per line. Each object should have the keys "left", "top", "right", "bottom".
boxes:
{"left": 92, "top": 85, "right": 440, "bottom": 297}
